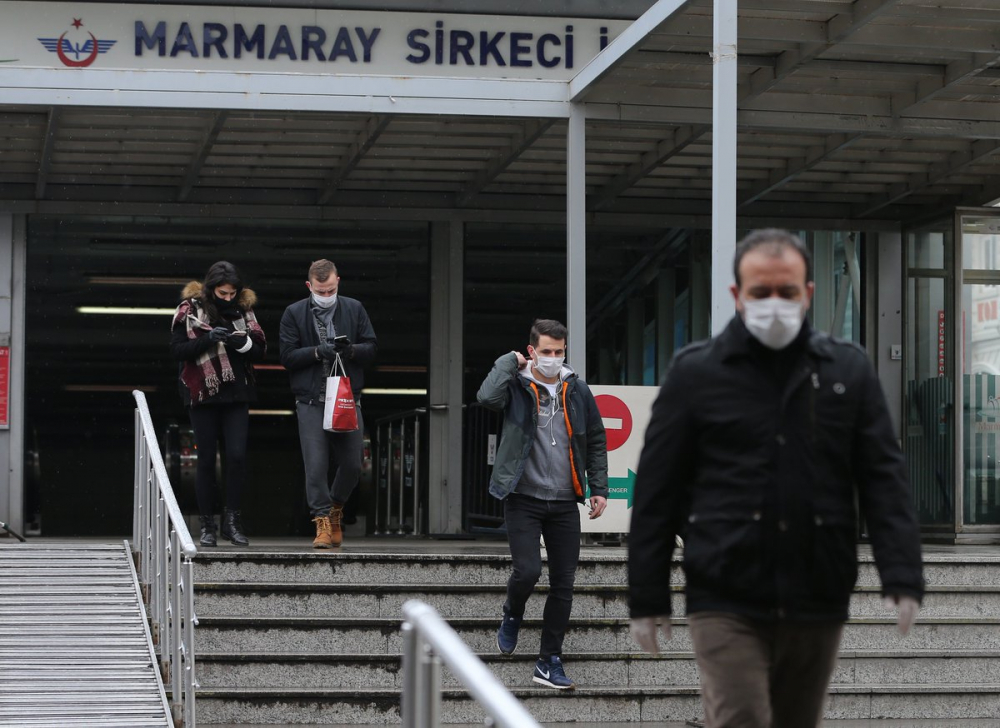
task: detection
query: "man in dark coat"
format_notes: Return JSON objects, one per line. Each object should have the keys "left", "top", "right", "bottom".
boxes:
{"left": 279, "top": 259, "right": 376, "bottom": 548}
{"left": 627, "top": 229, "right": 924, "bottom": 728}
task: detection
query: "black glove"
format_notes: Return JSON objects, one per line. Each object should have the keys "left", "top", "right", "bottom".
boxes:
{"left": 333, "top": 337, "right": 352, "bottom": 352}
{"left": 228, "top": 333, "right": 249, "bottom": 350}
{"left": 208, "top": 327, "right": 229, "bottom": 342}
{"left": 317, "top": 342, "right": 339, "bottom": 360}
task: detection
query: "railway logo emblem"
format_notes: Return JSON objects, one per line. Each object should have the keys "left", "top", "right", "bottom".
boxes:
{"left": 38, "top": 18, "right": 116, "bottom": 67}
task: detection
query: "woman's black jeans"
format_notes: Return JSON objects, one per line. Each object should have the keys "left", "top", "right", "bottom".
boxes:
{"left": 503, "top": 493, "right": 581, "bottom": 659}
{"left": 188, "top": 401, "right": 249, "bottom": 516}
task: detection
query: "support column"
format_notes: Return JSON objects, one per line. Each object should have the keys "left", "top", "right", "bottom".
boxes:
{"left": 428, "top": 221, "right": 464, "bottom": 534}
{"left": 566, "top": 103, "right": 587, "bottom": 379}
{"left": 711, "top": 0, "right": 738, "bottom": 337}
{"left": 627, "top": 298, "right": 644, "bottom": 385}
{"left": 877, "top": 230, "right": 904, "bottom": 438}
{"left": 811, "top": 231, "right": 836, "bottom": 333}
{"left": 0, "top": 214, "right": 26, "bottom": 534}
{"left": 691, "top": 238, "right": 711, "bottom": 341}
{"left": 657, "top": 269, "right": 676, "bottom": 379}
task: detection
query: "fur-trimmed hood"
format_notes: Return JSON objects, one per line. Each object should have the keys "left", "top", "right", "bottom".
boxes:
{"left": 181, "top": 280, "right": 257, "bottom": 308}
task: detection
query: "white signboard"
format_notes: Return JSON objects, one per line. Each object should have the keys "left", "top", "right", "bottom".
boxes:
{"left": 1, "top": 3, "right": 628, "bottom": 80}
{"left": 579, "top": 385, "right": 659, "bottom": 534}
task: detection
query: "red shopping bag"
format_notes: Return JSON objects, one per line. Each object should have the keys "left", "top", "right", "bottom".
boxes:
{"left": 323, "top": 354, "right": 358, "bottom": 432}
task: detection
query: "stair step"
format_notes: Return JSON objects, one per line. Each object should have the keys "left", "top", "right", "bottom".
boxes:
{"left": 194, "top": 649, "right": 1000, "bottom": 690}
{"left": 194, "top": 615, "right": 1000, "bottom": 654}
{"left": 193, "top": 582, "right": 1000, "bottom": 620}
{"left": 194, "top": 684, "right": 1000, "bottom": 724}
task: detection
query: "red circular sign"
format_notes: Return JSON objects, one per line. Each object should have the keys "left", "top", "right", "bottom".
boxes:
{"left": 595, "top": 394, "right": 632, "bottom": 452}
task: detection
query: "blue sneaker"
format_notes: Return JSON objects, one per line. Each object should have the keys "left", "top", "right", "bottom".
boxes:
{"left": 496, "top": 612, "right": 522, "bottom": 654}
{"left": 532, "top": 655, "right": 575, "bottom": 690}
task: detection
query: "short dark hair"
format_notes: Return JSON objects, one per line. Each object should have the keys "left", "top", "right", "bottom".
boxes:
{"left": 308, "top": 259, "right": 338, "bottom": 282}
{"left": 733, "top": 229, "right": 812, "bottom": 287}
{"left": 530, "top": 319, "right": 568, "bottom": 347}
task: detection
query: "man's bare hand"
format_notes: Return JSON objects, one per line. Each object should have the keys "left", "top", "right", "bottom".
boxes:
{"left": 588, "top": 496, "right": 607, "bottom": 519}
{"left": 513, "top": 351, "right": 528, "bottom": 369}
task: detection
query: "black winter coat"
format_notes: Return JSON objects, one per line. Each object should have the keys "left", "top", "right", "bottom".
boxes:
{"left": 628, "top": 317, "right": 924, "bottom": 623}
{"left": 279, "top": 296, "right": 377, "bottom": 401}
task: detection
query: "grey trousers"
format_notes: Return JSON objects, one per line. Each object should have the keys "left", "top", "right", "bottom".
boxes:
{"left": 687, "top": 612, "right": 843, "bottom": 728}
{"left": 295, "top": 400, "right": 364, "bottom": 517}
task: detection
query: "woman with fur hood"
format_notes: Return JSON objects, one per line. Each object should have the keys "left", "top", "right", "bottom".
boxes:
{"left": 170, "top": 261, "right": 266, "bottom": 546}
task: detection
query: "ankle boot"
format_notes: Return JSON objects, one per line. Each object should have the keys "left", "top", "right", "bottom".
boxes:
{"left": 328, "top": 503, "right": 344, "bottom": 546}
{"left": 221, "top": 508, "right": 250, "bottom": 546}
{"left": 199, "top": 515, "right": 217, "bottom": 547}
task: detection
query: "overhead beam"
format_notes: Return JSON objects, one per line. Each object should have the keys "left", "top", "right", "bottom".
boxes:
{"left": 456, "top": 119, "right": 555, "bottom": 207}
{"left": 592, "top": 124, "right": 708, "bottom": 210}
{"left": 855, "top": 139, "right": 1000, "bottom": 217}
{"left": 743, "top": 0, "right": 903, "bottom": 103}
{"left": 317, "top": 116, "right": 391, "bottom": 206}
{"left": 892, "top": 52, "right": 1000, "bottom": 115}
{"left": 569, "top": 0, "right": 696, "bottom": 102}
{"left": 177, "top": 111, "right": 227, "bottom": 203}
{"left": 35, "top": 108, "right": 60, "bottom": 200}
{"left": 739, "top": 133, "right": 863, "bottom": 207}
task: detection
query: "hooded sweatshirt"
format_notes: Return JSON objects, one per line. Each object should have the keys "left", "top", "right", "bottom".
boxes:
{"left": 514, "top": 364, "right": 576, "bottom": 501}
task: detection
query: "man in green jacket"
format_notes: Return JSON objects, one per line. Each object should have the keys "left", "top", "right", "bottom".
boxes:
{"left": 477, "top": 318, "right": 608, "bottom": 690}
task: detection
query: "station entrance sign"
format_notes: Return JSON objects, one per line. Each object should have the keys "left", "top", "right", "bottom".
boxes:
{"left": 579, "top": 386, "right": 658, "bottom": 533}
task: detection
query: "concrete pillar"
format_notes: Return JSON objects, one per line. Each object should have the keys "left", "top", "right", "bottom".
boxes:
{"left": 627, "top": 298, "right": 644, "bottom": 385}
{"left": 877, "top": 230, "right": 904, "bottom": 438}
{"left": 428, "top": 221, "right": 464, "bottom": 534}
{"left": 566, "top": 104, "right": 587, "bottom": 380}
{"left": 691, "top": 238, "right": 711, "bottom": 341}
{"left": 711, "top": 0, "right": 738, "bottom": 337}
{"left": 0, "top": 214, "right": 26, "bottom": 534}
{"left": 657, "top": 268, "right": 676, "bottom": 379}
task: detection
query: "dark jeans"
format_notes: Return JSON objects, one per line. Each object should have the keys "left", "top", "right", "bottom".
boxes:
{"left": 188, "top": 402, "right": 249, "bottom": 516}
{"left": 503, "top": 493, "right": 581, "bottom": 659}
{"left": 687, "top": 612, "right": 844, "bottom": 728}
{"left": 295, "top": 400, "right": 365, "bottom": 516}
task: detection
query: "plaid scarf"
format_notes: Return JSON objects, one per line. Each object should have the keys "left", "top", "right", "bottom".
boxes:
{"left": 172, "top": 298, "right": 264, "bottom": 403}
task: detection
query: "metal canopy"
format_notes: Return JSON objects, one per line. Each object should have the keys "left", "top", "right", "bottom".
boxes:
{"left": 1, "top": 0, "right": 999, "bottom": 226}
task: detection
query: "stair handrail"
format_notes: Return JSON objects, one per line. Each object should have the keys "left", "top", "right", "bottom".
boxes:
{"left": 401, "top": 600, "right": 542, "bottom": 728}
{"left": 132, "top": 390, "right": 198, "bottom": 728}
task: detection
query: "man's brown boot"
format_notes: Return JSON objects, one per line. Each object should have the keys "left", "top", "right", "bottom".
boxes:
{"left": 312, "top": 515, "right": 334, "bottom": 549}
{"left": 328, "top": 503, "right": 345, "bottom": 546}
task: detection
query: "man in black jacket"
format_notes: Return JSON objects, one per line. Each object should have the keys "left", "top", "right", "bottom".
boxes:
{"left": 628, "top": 229, "right": 924, "bottom": 728}
{"left": 279, "top": 259, "right": 376, "bottom": 548}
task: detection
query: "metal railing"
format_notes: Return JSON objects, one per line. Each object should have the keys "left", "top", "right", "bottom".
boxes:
{"left": 401, "top": 600, "right": 541, "bottom": 728}
{"left": 373, "top": 408, "right": 427, "bottom": 534}
{"left": 463, "top": 403, "right": 505, "bottom": 532}
{"left": 132, "top": 390, "right": 199, "bottom": 728}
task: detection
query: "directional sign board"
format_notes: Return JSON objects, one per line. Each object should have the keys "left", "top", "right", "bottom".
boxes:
{"left": 579, "top": 385, "right": 658, "bottom": 533}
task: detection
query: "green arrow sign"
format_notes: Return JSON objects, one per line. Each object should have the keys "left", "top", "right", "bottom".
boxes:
{"left": 606, "top": 469, "right": 636, "bottom": 509}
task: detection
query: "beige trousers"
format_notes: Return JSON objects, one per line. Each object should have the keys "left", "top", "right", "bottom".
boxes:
{"left": 687, "top": 612, "right": 843, "bottom": 728}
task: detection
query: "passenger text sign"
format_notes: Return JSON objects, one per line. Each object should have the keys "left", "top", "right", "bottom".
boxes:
{"left": 3, "top": 3, "right": 628, "bottom": 80}
{"left": 579, "top": 386, "right": 658, "bottom": 534}
{"left": 0, "top": 346, "right": 9, "bottom": 429}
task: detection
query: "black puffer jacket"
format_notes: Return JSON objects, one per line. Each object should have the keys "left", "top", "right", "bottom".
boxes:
{"left": 628, "top": 317, "right": 924, "bottom": 622}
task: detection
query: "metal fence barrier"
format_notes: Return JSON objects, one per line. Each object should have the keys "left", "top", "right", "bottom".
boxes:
{"left": 463, "top": 403, "right": 505, "bottom": 532}
{"left": 132, "top": 390, "right": 199, "bottom": 728}
{"left": 373, "top": 408, "right": 428, "bottom": 535}
{"left": 401, "top": 600, "right": 541, "bottom": 728}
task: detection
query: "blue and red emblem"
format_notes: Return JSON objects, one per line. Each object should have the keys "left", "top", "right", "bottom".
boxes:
{"left": 38, "top": 18, "right": 116, "bottom": 67}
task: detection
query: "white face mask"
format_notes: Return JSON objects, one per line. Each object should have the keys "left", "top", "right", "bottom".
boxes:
{"left": 741, "top": 296, "right": 805, "bottom": 350}
{"left": 312, "top": 292, "right": 337, "bottom": 309}
{"left": 533, "top": 355, "right": 564, "bottom": 379}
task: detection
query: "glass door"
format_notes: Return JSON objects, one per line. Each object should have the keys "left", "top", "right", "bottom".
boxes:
{"left": 903, "top": 221, "right": 955, "bottom": 532}
{"left": 959, "top": 212, "right": 1000, "bottom": 530}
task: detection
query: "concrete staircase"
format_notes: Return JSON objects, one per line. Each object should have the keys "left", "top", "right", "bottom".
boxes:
{"left": 192, "top": 546, "right": 1000, "bottom": 725}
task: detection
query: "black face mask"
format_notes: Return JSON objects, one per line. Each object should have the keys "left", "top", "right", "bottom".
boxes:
{"left": 214, "top": 296, "right": 238, "bottom": 315}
